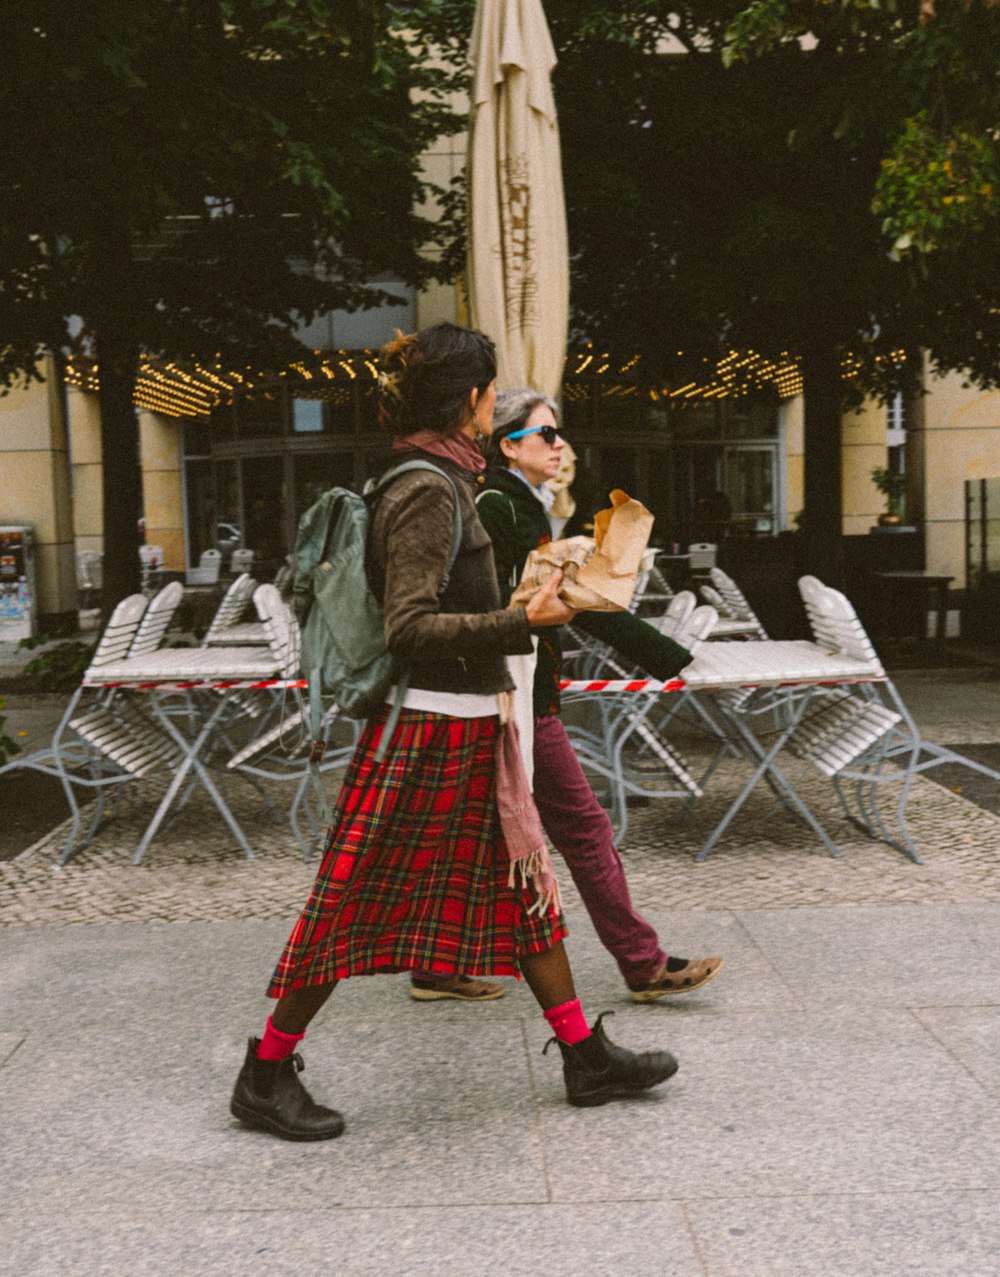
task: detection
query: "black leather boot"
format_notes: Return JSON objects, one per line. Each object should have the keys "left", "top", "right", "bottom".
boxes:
{"left": 230, "top": 1037, "right": 345, "bottom": 1141}
{"left": 545, "top": 1013, "right": 679, "bottom": 1108}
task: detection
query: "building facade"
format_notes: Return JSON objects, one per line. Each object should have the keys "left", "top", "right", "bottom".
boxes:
{"left": 3, "top": 282, "right": 999, "bottom": 632}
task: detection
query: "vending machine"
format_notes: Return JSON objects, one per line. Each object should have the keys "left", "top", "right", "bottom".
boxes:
{"left": 0, "top": 526, "right": 38, "bottom": 641}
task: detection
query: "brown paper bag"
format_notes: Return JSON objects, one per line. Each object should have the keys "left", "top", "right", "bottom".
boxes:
{"left": 509, "top": 489, "right": 654, "bottom": 612}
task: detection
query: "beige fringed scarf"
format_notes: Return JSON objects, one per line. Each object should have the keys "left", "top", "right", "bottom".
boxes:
{"left": 495, "top": 691, "right": 561, "bottom": 918}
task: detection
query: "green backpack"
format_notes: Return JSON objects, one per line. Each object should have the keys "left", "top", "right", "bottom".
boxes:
{"left": 293, "top": 459, "right": 462, "bottom": 731}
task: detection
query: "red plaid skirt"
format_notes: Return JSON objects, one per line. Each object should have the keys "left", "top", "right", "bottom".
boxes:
{"left": 267, "top": 706, "right": 566, "bottom": 996}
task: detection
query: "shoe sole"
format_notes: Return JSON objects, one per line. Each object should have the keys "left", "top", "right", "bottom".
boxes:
{"left": 630, "top": 959, "right": 724, "bottom": 1003}
{"left": 230, "top": 1099, "right": 345, "bottom": 1141}
{"left": 409, "top": 986, "right": 505, "bottom": 1002}
{"left": 568, "top": 1058, "right": 680, "bottom": 1107}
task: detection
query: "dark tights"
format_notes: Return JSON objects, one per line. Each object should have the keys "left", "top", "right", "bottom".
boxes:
{"left": 269, "top": 940, "right": 577, "bottom": 1036}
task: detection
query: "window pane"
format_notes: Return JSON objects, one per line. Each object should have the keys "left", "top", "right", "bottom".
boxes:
{"left": 235, "top": 388, "right": 285, "bottom": 439}
{"left": 184, "top": 459, "right": 214, "bottom": 565}
{"left": 595, "top": 395, "right": 645, "bottom": 433}
{"left": 325, "top": 383, "right": 357, "bottom": 434}
{"left": 358, "top": 384, "right": 379, "bottom": 434}
{"left": 671, "top": 402, "right": 719, "bottom": 441}
{"left": 292, "top": 398, "right": 324, "bottom": 434}
{"left": 727, "top": 448, "right": 775, "bottom": 535}
{"left": 597, "top": 446, "right": 637, "bottom": 496}
{"left": 725, "top": 399, "right": 779, "bottom": 439}
{"left": 183, "top": 418, "right": 213, "bottom": 457}
{"left": 213, "top": 461, "right": 240, "bottom": 567}
{"left": 242, "top": 455, "right": 289, "bottom": 576}
{"left": 293, "top": 453, "right": 357, "bottom": 523}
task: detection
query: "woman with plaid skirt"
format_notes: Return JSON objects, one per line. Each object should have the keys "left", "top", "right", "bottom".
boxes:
{"left": 230, "top": 322, "right": 679, "bottom": 1141}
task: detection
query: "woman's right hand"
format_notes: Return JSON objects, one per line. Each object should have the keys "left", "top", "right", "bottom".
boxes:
{"left": 524, "top": 570, "right": 577, "bottom": 628}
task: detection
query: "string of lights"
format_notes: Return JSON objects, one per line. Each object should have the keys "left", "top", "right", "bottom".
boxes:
{"left": 63, "top": 345, "right": 907, "bottom": 420}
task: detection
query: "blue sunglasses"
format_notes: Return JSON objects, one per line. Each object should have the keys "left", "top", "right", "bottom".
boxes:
{"left": 504, "top": 424, "right": 561, "bottom": 445}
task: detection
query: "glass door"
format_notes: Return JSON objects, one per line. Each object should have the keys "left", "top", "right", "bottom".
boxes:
{"left": 725, "top": 445, "right": 777, "bottom": 536}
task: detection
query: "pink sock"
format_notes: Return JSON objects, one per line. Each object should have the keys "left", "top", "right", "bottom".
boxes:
{"left": 256, "top": 1015, "right": 304, "bottom": 1061}
{"left": 543, "top": 998, "right": 590, "bottom": 1045}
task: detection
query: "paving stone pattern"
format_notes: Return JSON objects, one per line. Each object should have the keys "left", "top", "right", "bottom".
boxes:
{"left": 3, "top": 732, "right": 999, "bottom": 927}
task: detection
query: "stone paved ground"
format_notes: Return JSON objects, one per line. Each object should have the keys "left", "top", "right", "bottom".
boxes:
{"left": 3, "top": 724, "right": 998, "bottom": 926}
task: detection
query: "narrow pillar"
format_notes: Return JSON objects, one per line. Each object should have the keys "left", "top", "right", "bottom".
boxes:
{"left": 67, "top": 384, "right": 104, "bottom": 557}
{"left": 0, "top": 357, "right": 78, "bottom": 632}
{"left": 138, "top": 410, "right": 185, "bottom": 572}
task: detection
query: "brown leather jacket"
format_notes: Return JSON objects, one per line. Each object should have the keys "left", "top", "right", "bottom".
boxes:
{"left": 367, "top": 454, "right": 534, "bottom": 695}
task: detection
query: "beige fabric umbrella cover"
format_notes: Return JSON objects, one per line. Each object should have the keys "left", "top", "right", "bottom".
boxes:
{"left": 467, "top": 0, "right": 569, "bottom": 399}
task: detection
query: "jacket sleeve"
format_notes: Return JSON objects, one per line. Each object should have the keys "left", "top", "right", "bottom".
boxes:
{"left": 379, "top": 478, "right": 534, "bottom": 663}
{"left": 475, "top": 489, "right": 521, "bottom": 607}
{"left": 574, "top": 609, "right": 693, "bottom": 679}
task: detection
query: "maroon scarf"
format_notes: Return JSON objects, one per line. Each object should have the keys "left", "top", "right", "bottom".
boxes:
{"left": 392, "top": 428, "right": 486, "bottom": 473}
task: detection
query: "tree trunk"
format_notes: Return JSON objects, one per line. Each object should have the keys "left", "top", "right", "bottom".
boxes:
{"left": 96, "top": 336, "right": 142, "bottom": 616}
{"left": 799, "top": 344, "right": 845, "bottom": 588}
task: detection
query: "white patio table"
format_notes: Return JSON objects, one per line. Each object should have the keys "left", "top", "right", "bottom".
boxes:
{"left": 560, "top": 639, "right": 886, "bottom": 860}
{"left": 82, "top": 651, "right": 309, "bottom": 864}
{"left": 203, "top": 621, "right": 268, "bottom": 647}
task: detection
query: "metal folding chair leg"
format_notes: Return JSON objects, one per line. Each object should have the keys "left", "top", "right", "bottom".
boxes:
{"left": 131, "top": 695, "right": 255, "bottom": 864}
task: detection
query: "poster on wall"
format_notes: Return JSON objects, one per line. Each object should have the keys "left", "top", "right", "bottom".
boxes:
{"left": 0, "top": 526, "right": 37, "bottom": 641}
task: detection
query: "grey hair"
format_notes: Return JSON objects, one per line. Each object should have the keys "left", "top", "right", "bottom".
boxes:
{"left": 487, "top": 388, "right": 559, "bottom": 467}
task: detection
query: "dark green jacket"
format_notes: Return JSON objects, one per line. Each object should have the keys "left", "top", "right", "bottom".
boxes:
{"left": 476, "top": 466, "right": 692, "bottom": 717}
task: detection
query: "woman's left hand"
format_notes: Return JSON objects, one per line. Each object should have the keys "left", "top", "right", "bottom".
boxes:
{"left": 524, "top": 570, "right": 576, "bottom": 627}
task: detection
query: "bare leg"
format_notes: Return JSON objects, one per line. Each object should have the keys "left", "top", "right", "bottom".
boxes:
{"left": 520, "top": 941, "right": 576, "bottom": 1011}
{"left": 269, "top": 979, "right": 338, "bottom": 1036}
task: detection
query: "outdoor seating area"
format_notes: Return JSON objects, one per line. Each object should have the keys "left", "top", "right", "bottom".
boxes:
{"left": 0, "top": 577, "right": 346, "bottom": 865}
{"left": 4, "top": 562, "right": 998, "bottom": 872}
{"left": 562, "top": 567, "right": 1000, "bottom": 861}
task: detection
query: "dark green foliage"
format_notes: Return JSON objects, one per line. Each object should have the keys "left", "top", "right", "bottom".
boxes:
{"left": 0, "top": 695, "right": 19, "bottom": 766}
{"left": 17, "top": 641, "right": 96, "bottom": 693}
{"left": 0, "top": 2, "right": 465, "bottom": 609}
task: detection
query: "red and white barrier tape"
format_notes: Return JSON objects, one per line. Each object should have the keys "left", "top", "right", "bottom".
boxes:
{"left": 84, "top": 678, "right": 309, "bottom": 691}
{"left": 559, "top": 678, "right": 686, "bottom": 693}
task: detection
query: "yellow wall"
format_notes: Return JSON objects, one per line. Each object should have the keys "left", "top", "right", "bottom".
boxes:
{"left": 841, "top": 396, "right": 891, "bottom": 536}
{"left": 67, "top": 384, "right": 103, "bottom": 556}
{"left": 66, "top": 394, "right": 186, "bottom": 574}
{"left": 0, "top": 359, "right": 78, "bottom": 622}
{"left": 918, "top": 366, "right": 1000, "bottom": 587}
{"left": 783, "top": 395, "right": 804, "bottom": 528}
{"left": 139, "top": 411, "right": 184, "bottom": 571}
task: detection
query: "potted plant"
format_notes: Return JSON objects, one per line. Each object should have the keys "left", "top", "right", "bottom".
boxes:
{"left": 871, "top": 466, "right": 907, "bottom": 526}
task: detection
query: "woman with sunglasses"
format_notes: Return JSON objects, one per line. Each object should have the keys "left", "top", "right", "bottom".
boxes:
{"left": 230, "top": 328, "right": 680, "bottom": 1140}
{"left": 410, "top": 388, "right": 722, "bottom": 1006}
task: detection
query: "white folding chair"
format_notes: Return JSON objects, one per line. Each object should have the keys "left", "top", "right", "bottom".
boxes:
{"left": 186, "top": 549, "right": 222, "bottom": 586}
{"left": 76, "top": 550, "right": 103, "bottom": 608}
{"left": 687, "top": 542, "right": 717, "bottom": 578}
{"left": 138, "top": 544, "right": 165, "bottom": 596}
{"left": 227, "top": 697, "right": 361, "bottom": 859}
{"left": 652, "top": 591, "right": 697, "bottom": 638}
{"left": 229, "top": 548, "right": 255, "bottom": 577}
{"left": 629, "top": 554, "right": 675, "bottom": 618}
{"left": 796, "top": 575, "right": 1000, "bottom": 861}
{"left": 203, "top": 573, "right": 262, "bottom": 647}
{"left": 127, "top": 580, "right": 184, "bottom": 656}
{"left": 561, "top": 604, "right": 726, "bottom": 841}
{"left": 273, "top": 557, "right": 295, "bottom": 598}
{"left": 705, "top": 567, "right": 769, "bottom": 639}
{"left": 0, "top": 594, "right": 179, "bottom": 863}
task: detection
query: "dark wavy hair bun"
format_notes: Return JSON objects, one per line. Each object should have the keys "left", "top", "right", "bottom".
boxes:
{"left": 377, "top": 322, "right": 497, "bottom": 436}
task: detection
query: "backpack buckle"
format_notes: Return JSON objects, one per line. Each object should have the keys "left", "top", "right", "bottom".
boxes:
{"left": 309, "top": 739, "right": 327, "bottom": 764}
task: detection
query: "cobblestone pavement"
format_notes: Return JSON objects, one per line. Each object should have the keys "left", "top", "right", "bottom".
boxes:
{"left": 3, "top": 721, "right": 999, "bottom": 926}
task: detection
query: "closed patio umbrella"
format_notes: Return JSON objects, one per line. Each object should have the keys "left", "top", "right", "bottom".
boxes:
{"left": 466, "top": 0, "right": 569, "bottom": 399}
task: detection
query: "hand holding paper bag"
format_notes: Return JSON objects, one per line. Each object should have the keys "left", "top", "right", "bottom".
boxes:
{"left": 510, "top": 489, "right": 654, "bottom": 613}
